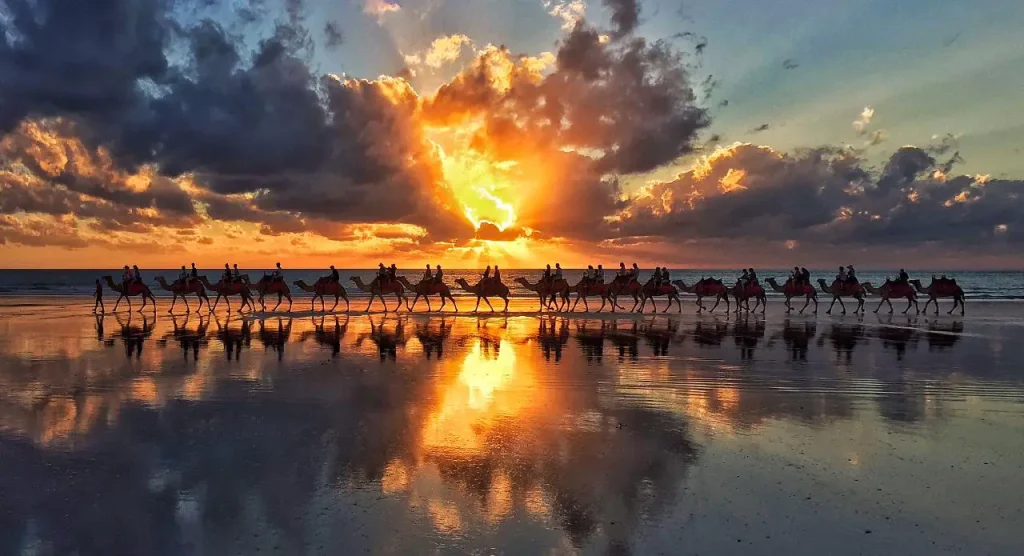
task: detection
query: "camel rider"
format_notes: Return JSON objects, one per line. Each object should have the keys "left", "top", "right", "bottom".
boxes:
{"left": 617, "top": 263, "right": 628, "bottom": 282}
{"left": 179, "top": 266, "right": 190, "bottom": 286}
{"left": 739, "top": 269, "right": 749, "bottom": 285}
{"left": 330, "top": 265, "right": 340, "bottom": 283}
{"left": 661, "top": 267, "right": 671, "bottom": 284}
{"left": 189, "top": 263, "right": 198, "bottom": 287}
{"left": 434, "top": 265, "right": 444, "bottom": 284}
{"left": 837, "top": 266, "right": 848, "bottom": 282}
{"left": 232, "top": 264, "right": 241, "bottom": 282}
{"left": 654, "top": 267, "right": 662, "bottom": 287}
{"left": 543, "top": 264, "right": 552, "bottom": 285}
{"left": 631, "top": 263, "right": 640, "bottom": 282}
{"left": 791, "top": 266, "right": 801, "bottom": 286}
{"left": 800, "top": 267, "right": 810, "bottom": 286}
{"left": 846, "top": 265, "right": 857, "bottom": 284}
{"left": 423, "top": 265, "right": 433, "bottom": 282}
{"left": 122, "top": 266, "right": 133, "bottom": 289}
{"left": 897, "top": 268, "right": 909, "bottom": 285}
{"left": 482, "top": 265, "right": 491, "bottom": 283}
{"left": 388, "top": 264, "right": 398, "bottom": 284}
{"left": 585, "top": 265, "right": 596, "bottom": 286}
{"left": 554, "top": 263, "right": 563, "bottom": 281}
{"left": 132, "top": 265, "right": 142, "bottom": 285}
{"left": 747, "top": 268, "right": 758, "bottom": 285}
{"left": 271, "top": 262, "right": 283, "bottom": 281}
{"left": 494, "top": 265, "right": 502, "bottom": 283}
{"left": 222, "top": 263, "right": 232, "bottom": 284}
{"left": 377, "top": 263, "right": 387, "bottom": 285}
{"left": 596, "top": 265, "right": 605, "bottom": 284}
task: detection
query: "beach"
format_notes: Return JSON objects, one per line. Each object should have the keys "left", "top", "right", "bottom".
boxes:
{"left": 1, "top": 296, "right": 1022, "bottom": 555}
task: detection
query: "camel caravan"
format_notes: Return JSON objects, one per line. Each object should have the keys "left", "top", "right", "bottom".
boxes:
{"left": 97, "top": 262, "right": 967, "bottom": 317}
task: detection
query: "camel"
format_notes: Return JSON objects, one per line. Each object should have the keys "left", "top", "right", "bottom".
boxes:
{"left": 731, "top": 280, "right": 767, "bottom": 313}
{"left": 862, "top": 280, "right": 919, "bottom": 314}
{"left": 198, "top": 276, "right": 254, "bottom": 313}
{"left": 515, "top": 277, "right": 570, "bottom": 311}
{"left": 568, "top": 279, "right": 613, "bottom": 312}
{"left": 765, "top": 277, "right": 818, "bottom": 314}
{"left": 104, "top": 276, "right": 157, "bottom": 313}
{"left": 607, "top": 277, "right": 643, "bottom": 312}
{"left": 910, "top": 278, "right": 966, "bottom": 316}
{"left": 154, "top": 276, "right": 210, "bottom": 314}
{"left": 672, "top": 279, "right": 731, "bottom": 313}
{"left": 294, "top": 278, "right": 349, "bottom": 312}
{"left": 350, "top": 276, "right": 408, "bottom": 312}
{"left": 397, "top": 276, "right": 458, "bottom": 312}
{"left": 455, "top": 278, "right": 510, "bottom": 312}
{"left": 637, "top": 278, "right": 683, "bottom": 313}
{"left": 817, "top": 279, "right": 866, "bottom": 315}
{"left": 253, "top": 275, "right": 293, "bottom": 312}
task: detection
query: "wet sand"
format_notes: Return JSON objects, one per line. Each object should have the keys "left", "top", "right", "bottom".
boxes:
{"left": 1, "top": 297, "right": 1022, "bottom": 555}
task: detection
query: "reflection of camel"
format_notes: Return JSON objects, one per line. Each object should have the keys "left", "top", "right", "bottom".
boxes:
{"left": 397, "top": 276, "right": 458, "bottom": 312}
{"left": 160, "top": 314, "right": 210, "bottom": 361}
{"left": 777, "top": 318, "right": 817, "bottom": 361}
{"left": 111, "top": 312, "right": 156, "bottom": 359}
{"left": 817, "top": 321, "right": 865, "bottom": 364}
{"left": 688, "top": 318, "right": 730, "bottom": 347}
{"left": 454, "top": 278, "right": 510, "bottom": 312}
{"left": 350, "top": 276, "right": 407, "bottom": 313}
{"left": 256, "top": 317, "right": 293, "bottom": 360}
{"left": 733, "top": 315, "right": 766, "bottom": 360}
{"left": 515, "top": 277, "right": 568, "bottom": 312}
{"left": 672, "top": 279, "right": 731, "bottom": 313}
{"left": 154, "top": 276, "right": 210, "bottom": 314}
{"left": 911, "top": 279, "right": 966, "bottom": 316}
{"left": 104, "top": 276, "right": 157, "bottom": 313}
{"left": 639, "top": 317, "right": 680, "bottom": 356}
{"left": 414, "top": 317, "right": 453, "bottom": 359}
{"left": 606, "top": 320, "right": 640, "bottom": 362}
{"left": 527, "top": 317, "right": 570, "bottom": 362}
{"left": 294, "top": 279, "right": 349, "bottom": 312}
{"left": 817, "top": 279, "right": 866, "bottom": 315}
{"left": 862, "top": 280, "right": 919, "bottom": 315}
{"left": 765, "top": 277, "right": 817, "bottom": 314}
{"left": 355, "top": 316, "right": 409, "bottom": 362}
{"left": 298, "top": 315, "right": 348, "bottom": 356}
{"left": 925, "top": 320, "right": 964, "bottom": 351}
{"left": 873, "top": 314, "right": 918, "bottom": 361}
{"left": 212, "top": 315, "right": 252, "bottom": 360}
{"left": 574, "top": 320, "right": 607, "bottom": 362}
{"left": 198, "top": 276, "right": 255, "bottom": 313}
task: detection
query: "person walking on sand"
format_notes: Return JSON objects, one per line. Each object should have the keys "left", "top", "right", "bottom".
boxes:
{"left": 93, "top": 279, "right": 104, "bottom": 314}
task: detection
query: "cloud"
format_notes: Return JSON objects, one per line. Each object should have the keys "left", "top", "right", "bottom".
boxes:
{"left": 364, "top": 0, "right": 401, "bottom": 19}
{"left": 612, "top": 142, "right": 1024, "bottom": 251}
{"left": 404, "top": 34, "right": 475, "bottom": 69}
{"left": 545, "top": 1, "right": 587, "bottom": 31}
{"left": 852, "top": 106, "right": 875, "bottom": 135}
{"left": 603, "top": 0, "right": 640, "bottom": 39}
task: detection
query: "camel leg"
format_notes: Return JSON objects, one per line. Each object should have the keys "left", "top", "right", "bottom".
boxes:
{"left": 826, "top": 297, "right": 837, "bottom": 315}
{"left": 329, "top": 297, "right": 338, "bottom": 312}
{"left": 957, "top": 296, "right": 965, "bottom": 316}
{"left": 112, "top": 295, "right": 122, "bottom": 312}
{"left": 799, "top": 296, "right": 810, "bottom": 314}
{"left": 285, "top": 294, "right": 292, "bottom": 312}
{"left": 473, "top": 297, "right": 482, "bottom": 312}
{"left": 761, "top": 296, "right": 767, "bottom": 313}
{"left": 426, "top": 296, "right": 433, "bottom": 312}
{"left": 450, "top": 296, "right": 458, "bottom": 312}
{"left": 629, "top": 296, "right": 639, "bottom": 313}
{"left": 409, "top": 294, "right": 419, "bottom": 311}
{"left": 344, "top": 296, "right": 350, "bottom": 312}
{"left": 183, "top": 296, "right": 190, "bottom": 314}
{"left": 271, "top": 293, "right": 282, "bottom": 312}
{"left": 873, "top": 298, "right": 885, "bottom": 313}
{"left": 904, "top": 298, "right": 915, "bottom": 314}
{"left": 484, "top": 297, "right": 495, "bottom": 312}
{"left": 169, "top": 295, "right": 177, "bottom": 314}
{"left": 502, "top": 296, "right": 509, "bottom": 312}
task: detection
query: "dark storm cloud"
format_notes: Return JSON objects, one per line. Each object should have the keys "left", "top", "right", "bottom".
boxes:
{"left": 613, "top": 143, "right": 1024, "bottom": 249}
{"left": 0, "top": 0, "right": 470, "bottom": 242}
{"left": 604, "top": 0, "right": 640, "bottom": 38}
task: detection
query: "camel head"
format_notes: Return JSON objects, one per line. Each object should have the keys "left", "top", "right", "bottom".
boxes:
{"left": 454, "top": 278, "right": 470, "bottom": 288}
{"left": 514, "top": 277, "right": 530, "bottom": 286}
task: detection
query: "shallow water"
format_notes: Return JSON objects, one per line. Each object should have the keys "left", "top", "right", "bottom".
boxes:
{"left": 1, "top": 301, "right": 1023, "bottom": 555}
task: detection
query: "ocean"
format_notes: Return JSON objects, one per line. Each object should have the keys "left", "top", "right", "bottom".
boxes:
{"left": 0, "top": 269, "right": 1021, "bottom": 300}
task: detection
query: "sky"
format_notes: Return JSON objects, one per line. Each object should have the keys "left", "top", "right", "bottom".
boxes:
{"left": 1, "top": 0, "right": 1023, "bottom": 269}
